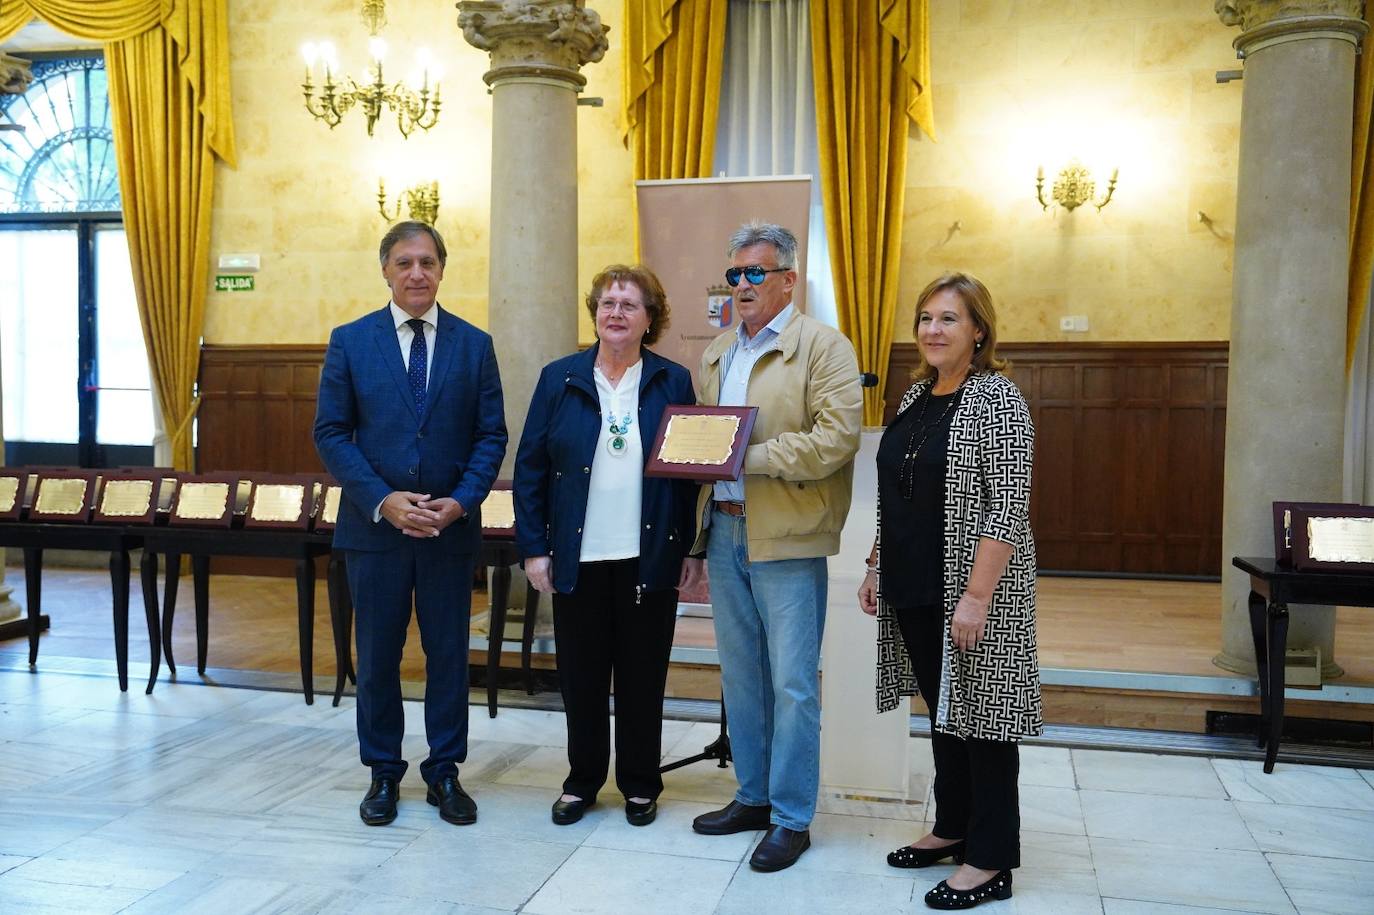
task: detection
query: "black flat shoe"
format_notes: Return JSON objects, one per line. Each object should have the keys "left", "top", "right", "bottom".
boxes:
{"left": 692, "top": 800, "right": 772, "bottom": 835}
{"left": 426, "top": 775, "right": 477, "bottom": 825}
{"left": 888, "top": 839, "right": 966, "bottom": 868}
{"left": 625, "top": 798, "right": 657, "bottom": 826}
{"left": 748, "top": 825, "right": 811, "bottom": 872}
{"left": 925, "top": 870, "right": 1013, "bottom": 909}
{"left": 359, "top": 776, "right": 399, "bottom": 826}
{"left": 552, "top": 796, "right": 593, "bottom": 825}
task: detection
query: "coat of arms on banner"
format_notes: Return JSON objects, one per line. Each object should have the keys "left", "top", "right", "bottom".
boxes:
{"left": 706, "top": 285, "right": 732, "bottom": 328}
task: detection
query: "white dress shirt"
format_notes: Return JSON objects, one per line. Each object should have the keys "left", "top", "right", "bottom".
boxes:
{"left": 580, "top": 360, "right": 643, "bottom": 562}
{"left": 713, "top": 303, "right": 795, "bottom": 503}
{"left": 374, "top": 301, "right": 439, "bottom": 523}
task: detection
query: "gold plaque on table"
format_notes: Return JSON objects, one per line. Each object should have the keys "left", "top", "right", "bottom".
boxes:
{"left": 176, "top": 482, "right": 231, "bottom": 520}
{"left": 250, "top": 483, "right": 305, "bottom": 524}
{"left": 321, "top": 485, "right": 342, "bottom": 526}
{"left": 483, "top": 489, "right": 515, "bottom": 530}
{"left": 1307, "top": 516, "right": 1374, "bottom": 564}
{"left": 0, "top": 476, "right": 19, "bottom": 515}
{"left": 100, "top": 479, "right": 154, "bottom": 517}
{"left": 35, "top": 478, "right": 88, "bottom": 516}
{"left": 645, "top": 405, "right": 758, "bottom": 481}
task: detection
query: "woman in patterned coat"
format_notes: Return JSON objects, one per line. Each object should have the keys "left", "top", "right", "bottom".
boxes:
{"left": 858, "top": 272, "right": 1041, "bottom": 910}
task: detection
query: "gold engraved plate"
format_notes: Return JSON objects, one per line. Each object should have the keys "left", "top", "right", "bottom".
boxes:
{"left": 251, "top": 484, "right": 305, "bottom": 523}
{"left": 484, "top": 490, "right": 515, "bottom": 529}
{"left": 322, "top": 486, "right": 342, "bottom": 525}
{"left": 658, "top": 414, "right": 741, "bottom": 465}
{"left": 0, "top": 477, "right": 18, "bottom": 513}
{"left": 101, "top": 479, "right": 154, "bottom": 517}
{"left": 1307, "top": 516, "right": 1374, "bottom": 564}
{"left": 177, "top": 482, "right": 231, "bottom": 520}
{"left": 35, "top": 478, "right": 88, "bottom": 515}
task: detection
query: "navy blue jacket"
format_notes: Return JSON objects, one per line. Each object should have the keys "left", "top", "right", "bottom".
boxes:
{"left": 513, "top": 344, "right": 700, "bottom": 594}
{"left": 313, "top": 304, "right": 508, "bottom": 554}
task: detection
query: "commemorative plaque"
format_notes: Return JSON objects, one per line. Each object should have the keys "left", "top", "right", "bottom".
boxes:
{"left": 29, "top": 473, "right": 94, "bottom": 523}
{"left": 1273, "top": 501, "right": 1353, "bottom": 565}
{"left": 244, "top": 476, "right": 313, "bottom": 530}
{"left": 645, "top": 405, "right": 758, "bottom": 481}
{"left": 170, "top": 474, "right": 240, "bottom": 528}
{"left": 482, "top": 486, "right": 516, "bottom": 537}
{"left": 94, "top": 475, "right": 159, "bottom": 525}
{"left": 313, "top": 481, "right": 343, "bottom": 532}
{"left": 1290, "top": 503, "right": 1374, "bottom": 573}
{"left": 0, "top": 471, "right": 24, "bottom": 521}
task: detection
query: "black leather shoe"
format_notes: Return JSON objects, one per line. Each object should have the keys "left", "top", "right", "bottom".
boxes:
{"left": 551, "top": 796, "right": 593, "bottom": 825}
{"left": 749, "top": 825, "right": 810, "bottom": 872}
{"left": 426, "top": 775, "right": 477, "bottom": 825}
{"left": 888, "top": 839, "right": 966, "bottom": 869}
{"left": 359, "top": 776, "right": 399, "bottom": 826}
{"left": 691, "top": 800, "right": 772, "bottom": 835}
{"left": 625, "top": 798, "right": 657, "bottom": 826}
{"left": 925, "top": 870, "right": 1013, "bottom": 909}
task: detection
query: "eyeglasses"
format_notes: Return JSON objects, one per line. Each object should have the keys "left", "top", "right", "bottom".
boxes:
{"left": 596, "top": 299, "right": 643, "bottom": 316}
{"left": 725, "top": 265, "right": 789, "bottom": 287}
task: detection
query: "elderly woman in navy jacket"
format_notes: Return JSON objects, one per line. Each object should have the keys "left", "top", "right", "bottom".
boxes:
{"left": 514, "top": 264, "right": 702, "bottom": 828}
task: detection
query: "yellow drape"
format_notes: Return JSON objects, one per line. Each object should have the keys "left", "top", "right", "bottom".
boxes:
{"left": 623, "top": 0, "right": 727, "bottom": 181}
{"left": 878, "top": 0, "right": 936, "bottom": 141}
{"left": 0, "top": 0, "right": 235, "bottom": 469}
{"left": 812, "top": 0, "right": 928, "bottom": 425}
{"left": 1349, "top": 41, "right": 1374, "bottom": 372}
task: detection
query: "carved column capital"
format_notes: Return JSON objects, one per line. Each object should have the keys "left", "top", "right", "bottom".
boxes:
{"left": 1215, "top": 0, "right": 1367, "bottom": 55}
{"left": 457, "top": 0, "right": 609, "bottom": 90}
{"left": 0, "top": 52, "right": 33, "bottom": 96}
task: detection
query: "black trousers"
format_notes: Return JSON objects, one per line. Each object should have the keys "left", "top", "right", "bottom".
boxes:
{"left": 896, "top": 603, "right": 1021, "bottom": 870}
{"left": 552, "top": 558, "right": 678, "bottom": 801}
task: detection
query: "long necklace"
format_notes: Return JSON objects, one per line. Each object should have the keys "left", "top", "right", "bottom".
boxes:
{"left": 897, "top": 382, "right": 964, "bottom": 500}
{"left": 606, "top": 409, "right": 633, "bottom": 455}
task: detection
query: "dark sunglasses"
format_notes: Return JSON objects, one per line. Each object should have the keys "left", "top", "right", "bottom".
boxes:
{"left": 725, "top": 265, "right": 789, "bottom": 287}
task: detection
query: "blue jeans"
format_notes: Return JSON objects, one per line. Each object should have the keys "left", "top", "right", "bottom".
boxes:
{"left": 706, "top": 509, "right": 827, "bottom": 830}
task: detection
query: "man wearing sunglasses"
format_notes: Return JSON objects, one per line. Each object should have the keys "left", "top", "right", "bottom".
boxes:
{"left": 689, "top": 221, "right": 862, "bottom": 872}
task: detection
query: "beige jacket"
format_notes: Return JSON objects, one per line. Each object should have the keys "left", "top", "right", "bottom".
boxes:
{"left": 692, "top": 310, "right": 862, "bottom": 561}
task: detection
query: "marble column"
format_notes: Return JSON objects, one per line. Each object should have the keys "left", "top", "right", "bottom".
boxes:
{"left": 0, "top": 52, "right": 31, "bottom": 625}
{"left": 1214, "top": 0, "right": 1367, "bottom": 677}
{"left": 458, "top": 1, "right": 608, "bottom": 472}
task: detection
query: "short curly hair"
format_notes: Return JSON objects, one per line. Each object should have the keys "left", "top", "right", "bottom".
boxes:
{"left": 584, "top": 264, "right": 672, "bottom": 346}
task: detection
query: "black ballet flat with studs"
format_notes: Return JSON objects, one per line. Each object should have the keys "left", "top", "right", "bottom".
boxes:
{"left": 924, "top": 869, "right": 1012, "bottom": 909}
{"left": 887, "top": 840, "right": 966, "bottom": 869}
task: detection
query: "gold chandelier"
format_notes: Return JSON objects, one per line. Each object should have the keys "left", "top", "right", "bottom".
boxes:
{"left": 378, "top": 179, "right": 440, "bottom": 225}
{"left": 1036, "top": 161, "right": 1118, "bottom": 213}
{"left": 300, "top": 1, "right": 440, "bottom": 138}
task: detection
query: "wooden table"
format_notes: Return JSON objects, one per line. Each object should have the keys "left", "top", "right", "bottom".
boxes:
{"left": 140, "top": 527, "right": 341, "bottom": 704}
{"left": 1232, "top": 556, "right": 1374, "bottom": 772}
{"left": 0, "top": 522, "right": 159, "bottom": 693}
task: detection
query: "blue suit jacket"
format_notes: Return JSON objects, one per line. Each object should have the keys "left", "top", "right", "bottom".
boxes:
{"left": 314, "top": 304, "right": 507, "bottom": 555}
{"left": 512, "top": 344, "right": 699, "bottom": 594}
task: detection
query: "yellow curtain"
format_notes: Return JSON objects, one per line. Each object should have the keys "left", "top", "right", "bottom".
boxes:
{"left": 623, "top": 0, "right": 727, "bottom": 181}
{"left": 878, "top": 0, "right": 936, "bottom": 142}
{"left": 1349, "top": 41, "right": 1374, "bottom": 372}
{"left": 0, "top": 0, "right": 235, "bottom": 469}
{"left": 812, "top": 0, "right": 930, "bottom": 425}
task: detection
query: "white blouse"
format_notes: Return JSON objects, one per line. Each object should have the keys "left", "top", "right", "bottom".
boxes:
{"left": 579, "top": 360, "right": 644, "bottom": 563}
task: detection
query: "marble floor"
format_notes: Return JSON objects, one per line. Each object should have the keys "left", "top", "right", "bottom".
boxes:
{"left": 0, "top": 671, "right": 1371, "bottom": 914}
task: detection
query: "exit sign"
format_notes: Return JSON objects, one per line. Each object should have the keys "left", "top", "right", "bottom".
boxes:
{"left": 215, "top": 274, "right": 254, "bottom": 292}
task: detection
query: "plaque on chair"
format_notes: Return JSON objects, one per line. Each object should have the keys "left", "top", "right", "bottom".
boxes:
{"left": 482, "top": 484, "right": 516, "bottom": 537}
{"left": 244, "top": 475, "right": 314, "bottom": 530}
{"left": 94, "top": 474, "right": 160, "bottom": 525}
{"left": 0, "top": 469, "right": 27, "bottom": 521}
{"left": 170, "top": 474, "right": 240, "bottom": 527}
{"left": 28, "top": 472, "right": 95, "bottom": 523}
{"left": 644, "top": 405, "right": 758, "bottom": 481}
{"left": 1289, "top": 503, "right": 1374, "bottom": 573}
{"left": 1273, "top": 501, "right": 1356, "bottom": 566}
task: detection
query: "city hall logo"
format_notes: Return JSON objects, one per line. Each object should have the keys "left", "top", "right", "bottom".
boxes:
{"left": 706, "top": 285, "right": 732, "bottom": 328}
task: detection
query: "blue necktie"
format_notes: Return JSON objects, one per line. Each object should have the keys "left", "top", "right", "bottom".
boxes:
{"left": 406, "top": 318, "right": 427, "bottom": 414}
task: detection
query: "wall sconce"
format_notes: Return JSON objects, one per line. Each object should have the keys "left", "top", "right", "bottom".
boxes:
{"left": 379, "top": 178, "right": 440, "bottom": 225}
{"left": 1036, "top": 161, "right": 1117, "bottom": 212}
{"left": 301, "top": 37, "right": 441, "bottom": 137}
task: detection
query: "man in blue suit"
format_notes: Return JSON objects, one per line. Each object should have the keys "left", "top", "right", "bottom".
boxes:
{"left": 314, "top": 221, "right": 507, "bottom": 827}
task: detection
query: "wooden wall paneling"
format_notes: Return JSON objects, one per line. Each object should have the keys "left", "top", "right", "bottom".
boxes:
{"left": 198, "top": 345, "right": 326, "bottom": 475}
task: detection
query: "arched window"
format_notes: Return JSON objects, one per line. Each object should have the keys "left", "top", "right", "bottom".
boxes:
{"left": 0, "top": 55, "right": 120, "bottom": 214}
{"left": 0, "top": 52, "right": 152, "bottom": 467}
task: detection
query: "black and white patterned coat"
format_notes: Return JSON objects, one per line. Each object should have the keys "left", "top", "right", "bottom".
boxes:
{"left": 874, "top": 371, "right": 1043, "bottom": 741}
